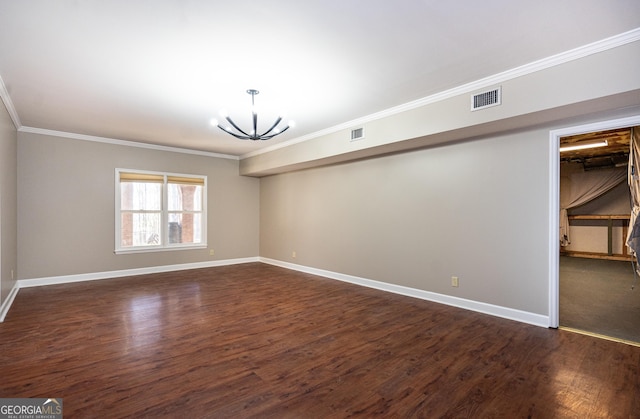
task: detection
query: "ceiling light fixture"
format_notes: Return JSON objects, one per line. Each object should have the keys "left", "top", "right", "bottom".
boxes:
{"left": 211, "top": 89, "right": 294, "bottom": 141}
{"left": 559, "top": 139, "right": 608, "bottom": 153}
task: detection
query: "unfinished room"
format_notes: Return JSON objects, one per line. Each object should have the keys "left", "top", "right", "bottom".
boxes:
{"left": 559, "top": 127, "right": 640, "bottom": 345}
{"left": 1, "top": 1, "right": 639, "bottom": 417}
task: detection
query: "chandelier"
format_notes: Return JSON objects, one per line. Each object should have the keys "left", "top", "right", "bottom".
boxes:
{"left": 211, "top": 89, "right": 294, "bottom": 141}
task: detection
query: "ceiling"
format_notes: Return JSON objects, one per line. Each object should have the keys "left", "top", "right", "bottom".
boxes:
{"left": 1, "top": 1, "right": 639, "bottom": 157}
{"left": 560, "top": 127, "right": 638, "bottom": 170}
{"left": 560, "top": 127, "right": 635, "bottom": 169}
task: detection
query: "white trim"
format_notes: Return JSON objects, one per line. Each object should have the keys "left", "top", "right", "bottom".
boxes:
{"left": 17, "top": 257, "right": 259, "bottom": 288}
{"left": 114, "top": 245, "right": 208, "bottom": 255}
{"left": 18, "top": 126, "right": 238, "bottom": 160}
{"left": 0, "top": 76, "right": 21, "bottom": 129}
{"left": 0, "top": 282, "right": 20, "bottom": 322}
{"left": 10, "top": 254, "right": 552, "bottom": 326}
{"left": 548, "top": 114, "right": 640, "bottom": 328}
{"left": 2, "top": 30, "right": 638, "bottom": 161}
{"left": 260, "top": 257, "right": 549, "bottom": 327}
{"left": 242, "top": 28, "right": 640, "bottom": 159}
{"left": 548, "top": 129, "right": 560, "bottom": 328}
{"left": 115, "top": 168, "right": 208, "bottom": 253}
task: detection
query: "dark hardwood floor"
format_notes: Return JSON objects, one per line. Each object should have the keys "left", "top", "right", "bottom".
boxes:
{"left": 1, "top": 263, "right": 639, "bottom": 418}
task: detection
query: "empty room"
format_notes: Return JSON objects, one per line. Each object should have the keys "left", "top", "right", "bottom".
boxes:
{"left": 1, "top": 1, "right": 639, "bottom": 417}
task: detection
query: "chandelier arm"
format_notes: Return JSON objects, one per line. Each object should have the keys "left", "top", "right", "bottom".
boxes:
{"left": 259, "top": 116, "right": 283, "bottom": 137}
{"left": 224, "top": 116, "right": 251, "bottom": 137}
{"left": 215, "top": 125, "right": 250, "bottom": 140}
{"left": 259, "top": 124, "right": 291, "bottom": 140}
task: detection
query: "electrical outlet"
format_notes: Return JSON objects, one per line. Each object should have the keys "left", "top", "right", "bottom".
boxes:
{"left": 292, "top": 251, "right": 296, "bottom": 258}
{"left": 451, "top": 276, "right": 459, "bottom": 287}
{"left": 11, "top": 269, "right": 14, "bottom": 280}
{"left": 209, "top": 249, "right": 215, "bottom": 256}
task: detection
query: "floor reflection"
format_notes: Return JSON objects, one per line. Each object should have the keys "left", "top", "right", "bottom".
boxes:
{"left": 124, "top": 294, "right": 163, "bottom": 351}
{"left": 122, "top": 283, "right": 203, "bottom": 352}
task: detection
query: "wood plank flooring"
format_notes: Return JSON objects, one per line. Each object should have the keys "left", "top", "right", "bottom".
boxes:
{"left": 1, "top": 263, "right": 639, "bottom": 418}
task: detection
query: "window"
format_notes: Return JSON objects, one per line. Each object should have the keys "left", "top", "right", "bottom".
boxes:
{"left": 116, "top": 169, "right": 206, "bottom": 253}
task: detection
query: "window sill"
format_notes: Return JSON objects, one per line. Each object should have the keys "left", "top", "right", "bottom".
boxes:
{"left": 115, "top": 244, "right": 207, "bottom": 255}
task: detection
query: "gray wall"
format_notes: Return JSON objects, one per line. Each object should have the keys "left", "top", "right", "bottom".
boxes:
{"left": 0, "top": 99, "right": 17, "bottom": 305}
{"left": 254, "top": 39, "right": 640, "bottom": 320}
{"left": 260, "top": 129, "right": 550, "bottom": 315}
{"left": 18, "top": 132, "right": 259, "bottom": 279}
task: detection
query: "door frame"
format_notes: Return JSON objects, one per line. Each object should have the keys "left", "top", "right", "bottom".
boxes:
{"left": 548, "top": 114, "right": 640, "bottom": 328}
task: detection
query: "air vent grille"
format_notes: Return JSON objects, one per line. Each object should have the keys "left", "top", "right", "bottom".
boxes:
{"left": 350, "top": 127, "right": 365, "bottom": 141}
{"left": 471, "top": 87, "right": 501, "bottom": 111}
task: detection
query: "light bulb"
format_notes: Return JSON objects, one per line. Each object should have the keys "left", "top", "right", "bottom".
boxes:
{"left": 210, "top": 118, "right": 219, "bottom": 127}
{"left": 288, "top": 120, "right": 296, "bottom": 128}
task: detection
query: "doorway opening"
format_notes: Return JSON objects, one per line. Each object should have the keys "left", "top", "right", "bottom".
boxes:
{"left": 549, "top": 116, "right": 640, "bottom": 345}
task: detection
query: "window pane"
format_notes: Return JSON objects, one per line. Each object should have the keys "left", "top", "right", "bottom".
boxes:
{"left": 121, "top": 212, "right": 162, "bottom": 247}
{"left": 116, "top": 170, "right": 206, "bottom": 252}
{"left": 168, "top": 213, "right": 202, "bottom": 244}
{"left": 121, "top": 182, "right": 162, "bottom": 211}
{"left": 168, "top": 184, "right": 202, "bottom": 211}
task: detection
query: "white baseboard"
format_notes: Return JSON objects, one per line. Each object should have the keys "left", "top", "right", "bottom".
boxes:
{"left": 260, "top": 257, "right": 550, "bottom": 328}
{"left": 17, "top": 257, "right": 259, "bottom": 288}
{"left": 0, "top": 282, "right": 20, "bottom": 322}
{"left": 10, "top": 256, "right": 550, "bottom": 328}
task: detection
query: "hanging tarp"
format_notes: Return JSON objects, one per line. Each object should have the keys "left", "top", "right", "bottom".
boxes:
{"left": 626, "top": 128, "right": 640, "bottom": 255}
{"left": 560, "top": 166, "right": 626, "bottom": 247}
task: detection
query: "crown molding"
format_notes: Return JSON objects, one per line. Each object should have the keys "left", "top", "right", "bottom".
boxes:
{"left": 18, "top": 126, "right": 239, "bottom": 160}
{"left": 3, "top": 28, "right": 639, "bottom": 160}
{"left": 242, "top": 27, "right": 640, "bottom": 159}
{"left": 0, "top": 76, "right": 22, "bottom": 129}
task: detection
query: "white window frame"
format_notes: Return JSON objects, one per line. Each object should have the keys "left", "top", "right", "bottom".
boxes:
{"left": 115, "top": 168, "right": 207, "bottom": 254}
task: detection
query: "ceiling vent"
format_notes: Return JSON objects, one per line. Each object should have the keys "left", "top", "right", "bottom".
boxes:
{"left": 471, "top": 86, "right": 501, "bottom": 111}
{"left": 350, "top": 127, "right": 365, "bottom": 142}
